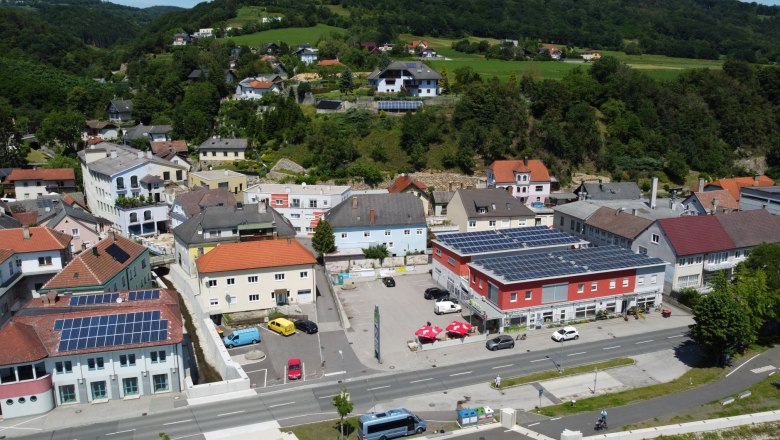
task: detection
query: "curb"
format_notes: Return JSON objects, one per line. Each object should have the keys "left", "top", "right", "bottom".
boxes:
{"left": 321, "top": 266, "right": 351, "bottom": 330}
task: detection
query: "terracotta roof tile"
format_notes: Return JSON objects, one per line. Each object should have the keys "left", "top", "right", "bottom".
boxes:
{"left": 5, "top": 168, "right": 75, "bottom": 182}
{"left": 12, "top": 211, "right": 39, "bottom": 227}
{"left": 196, "top": 239, "right": 316, "bottom": 274}
{"left": 0, "top": 248, "right": 13, "bottom": 264}
{"left": 0, "top": 227, "right": 72, "bottom": 253}
{"left": 43, "top": 234, "right": 147, "bottom": 290}
{"left": 707, "top": 176, "right": 774, "bottom": 201}
{"left": 657, "top": 216, "right": 734, "bottom": 256}
{"left": 317, "top": 59, "right": 342, "bottom": 66}
{"left": 691, "top": 190, "right": 739, "bottom": 212}
{"left": 489, "top": 159, "right": 550, "bottom": 183}
{"left": 150, "top": 140, "right": 188, "bottom": 155}
{"left": 0, "top": 322, "right": 48, "bottom": 364}
{"left": 248, "top": 80, "right": 274, "bottom": 89}
{"left": 388, "top": 174, "right": 428, "bottom": 193}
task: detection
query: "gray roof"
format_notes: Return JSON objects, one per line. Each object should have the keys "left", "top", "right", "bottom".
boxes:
{"left": 366, "top": 61, "right": 442, "bottom": 81}
{"left": 576, "top": 182, "right": 642, "bottom": 200}
{"left": 123, "top": 124, "right": 173, "bottom": 141}
{"left": 715, "top": 209, "right": 780, "bottom": 248}
{"left": 188, "top": 69, "right": 209, "bottom": 80}
{"left": 0, "top": 212, "right": 21, "bottom": 229}
{"left": 741, "top": 185, "right": 780, "bottom": 196}
{"left": 8, "top": 196, "right": 64, "bottom": 224}
{"left": 585, "top": 207, "right": 653, "bottom": 240}
{"left": 554, "top": 199, "right": 687, "bottom": 222}
{"left": 173, "top": 203, "right": 295, "bottom": 245}
{"left": 140, "top": 174, "right": 164, "bottom": 184}
{"left": 174, "top": 188, "right": 237, "bottom": 218}
{"left": 432, "top": 190, "right": 454, "bottom": 205}
{"left": 78, "top": 143, "right": 187, "bottom": 177}
{"left": 44, "top": 203, "right": 101, "bottom": 229}
{"left": 452, "top": 189, "right": 535, "bottom": 218}
{"left": 198, "top": 138, "right": 249, "bottom": 151}
{"left": 110, "top": 100, "right": 132, "bottom": 113}
{"left": 325, "top": 193, "right": 426, "bottom": 228}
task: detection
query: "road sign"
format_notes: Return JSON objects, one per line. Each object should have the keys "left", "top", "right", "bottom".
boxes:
{"left": 539, "top": 388, "right": 544, "bottom": 397}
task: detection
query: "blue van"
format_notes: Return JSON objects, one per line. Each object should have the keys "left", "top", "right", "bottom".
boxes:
{"left": 222, "top": 327, "right": 260, "bottom": 348}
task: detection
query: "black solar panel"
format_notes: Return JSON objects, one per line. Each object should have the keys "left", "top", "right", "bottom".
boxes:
{"left": 105, "top": 243, "right": 130, "bottom": 264}
{"left": 436, "top": 227, "right": 580, "bottom": 254}
{"left": 55, "top": 310, "right": 167, "bottom": 352}
{"left": 69, "top": 293, "right": 119, "bottom": 307}
{"left": 128, "top": 289, "right": 161, "bottom": 301}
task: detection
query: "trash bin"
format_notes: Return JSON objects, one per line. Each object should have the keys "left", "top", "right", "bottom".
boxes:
{"left": 476, "top": 407, "right": 486, "bottom": 422}
{"left": 483, "top": 406, "right": 494, "bottom": 420}
{"left": 662, "top": 309, "right": 672, "bottom": 318}
{"left": 457, "top": 408, "right": 477, "bottom": 426}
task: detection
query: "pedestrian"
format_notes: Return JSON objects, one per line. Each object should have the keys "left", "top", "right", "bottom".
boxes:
{"left": 426, "top": 321, "right": 431, "bottom": 327}
{"left": 495, "top": 374, "right": 501, "bottom": 388}
{"left": 600, "top": 409, "right": 607, "bottom": 422}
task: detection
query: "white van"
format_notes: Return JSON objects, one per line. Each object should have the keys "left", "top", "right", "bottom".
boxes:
{"left": 434, "top": 301, "right": 462, "bottom": 315}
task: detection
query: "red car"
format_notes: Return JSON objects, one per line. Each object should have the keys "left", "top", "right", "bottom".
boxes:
{"left": 287, "top": 358, "right": 302, "bottom": 380}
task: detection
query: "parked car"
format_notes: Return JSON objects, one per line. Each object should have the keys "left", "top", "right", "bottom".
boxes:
{"left": 382, "top": 277, "right": 396, "bottom": 287}
{"left": 222, "top": 327, "right": 260, "bottom": 348}
{"left": 424, "top": 287, "right": 449, "bottom": 300}
{"left": 287, "top": 358, "right": 302, "bottom": 380}
{"left": 486, "top": 335, "right": 515, "bottom": 351}
{"left": 551, "top": 326, "right": 579, "bottom": 342}
{"left": 294, "top": 319, "right": 319, "bottom": 334}
{"left": 268, "top": 318, "right": 296, "bottom": 336}
{"left": 434, "top": 300, "right": 462, "bottom": 315}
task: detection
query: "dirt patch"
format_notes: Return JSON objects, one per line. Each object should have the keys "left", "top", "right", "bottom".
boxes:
{"left": 626, "top": 64, "right": 684, "bottom": 70}
{"left": 291, "top": 72, "right": 321, "bottom": 81}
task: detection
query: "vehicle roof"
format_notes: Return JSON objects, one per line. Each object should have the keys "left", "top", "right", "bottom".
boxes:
{"left": 271, "top": 317, "right": 294, "bottom": 324}
{"left": 288, "top": 357, "right": 301, "bottom": 363}
{"left": 495, "top": 334, "right": 512, "bottom": 340}
{"left": 561, "top": 326, "right": 577, "bottom": 331}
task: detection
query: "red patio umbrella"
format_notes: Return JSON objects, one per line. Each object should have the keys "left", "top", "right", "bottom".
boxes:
{"left": 446, "top": 321, "right": 473, "bottom": 337}
{"left": 415, "top": 325, "right": 443, "bottom": 340}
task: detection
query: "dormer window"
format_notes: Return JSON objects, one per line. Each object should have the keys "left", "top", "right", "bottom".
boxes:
{"left": 477, "top": 207, "right": 487, "bottom": 214}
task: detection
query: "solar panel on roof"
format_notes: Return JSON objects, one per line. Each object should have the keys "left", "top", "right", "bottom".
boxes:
{"left": 69, "top": 293, "right": 119, "bottom": 307}
{"left": 105, "top": 243, "right": 130, "bottom": 264}
{"left": 405, "top": 62, "right": 417, "bottom": 68}
{"left": 54, "top": 310, "right": 169, "bottom": 353}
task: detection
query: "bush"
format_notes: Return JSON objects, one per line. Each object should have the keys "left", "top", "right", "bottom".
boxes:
{"left": 677, "top": 288, "right": 701, "bottom": 308}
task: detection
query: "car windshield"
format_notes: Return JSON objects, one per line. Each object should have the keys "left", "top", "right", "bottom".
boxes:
{"left": 289, "top": 363, "right": 300, "bottom": 371}
{"left": 555, "top": 329, "right": 565, "bottom": 334}
{"left": 491, "top": 337, "right": 502, "bottom": 343}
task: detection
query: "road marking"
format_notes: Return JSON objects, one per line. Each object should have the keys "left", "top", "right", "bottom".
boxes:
{"left": 269, "top": 401, "right": 295, "bottom": 408}
{"left": 163, "top": 419, "right": 192, "bottom": 426}
{"left": 172, "top": 435, "right": 201, "bottom": 440}
{"left": 323, "top": 371, "right": 346, "bottom": 376}
{"left": 636, "top": 340, "right": 654, "bottom": 344}
{"left": 492, "top": 364, "right": 513, "bottom": 369}
{"left": 551, "top": 417, "right": 562, "bottom": 421}
{"left": 367, "top": 385, "right": 390, "bottom": 391}
{"left": 449, "top": 371, "right": 473, "bottom": 376}
{"left": 528, "top": 422, "right": 540, "bottom": 427}
{"left": 0, "top": 414, "right": 46, "bottom": 433}
{"left": 727, "top": 353, "right": 761, "bottom": 378}
{"left": 567, "top": 352, "right": 586, "bottom": 357}
{"left": 410, "top": 378, "right": 433, "bottom": 383}
{"left": 751, "top": 365, "right": 776, "bottom": 374}
{"left": 106, "top": 429, "right": 136, "bottom": 436}
{"left": 318, "top": 394, "right": 337, "bottom": 399}
{"left": 217, "top": 410, "right": 245, "bottom": 417}
{"left": 530, "top": 359, "right": 546, "bottom": 363}
{"left": 603, "top": 345, "right": 621, "bottom": 350}
{"left": 244, "top": 368, "right": 266, "bottom": 374}
{"left": 667, "top": 334, "right": 685, "bottom": 339}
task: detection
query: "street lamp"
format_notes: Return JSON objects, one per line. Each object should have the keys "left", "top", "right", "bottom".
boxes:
{"left": 545, "top": 355, "right": 560, "bottom": 373}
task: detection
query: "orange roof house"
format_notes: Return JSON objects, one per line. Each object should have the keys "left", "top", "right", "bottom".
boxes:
{"left": 196, "top": 239, "right": 316, "bottom": 274}
{"left": 317, "top": 59, "right": 342, "bottom": 67}
{"left": 706, "top": 175, "right": 774, "bottom": 201}
{"left": 5, "top": 168, "right": 75, "bottom": 183}
{"left": 388, "top": 174, "right": 428, "bottom": 193}
{"left": 488, "top": 159, "right": 551, "bottom": 184}
{"left": 0, "top": 226, "right": 72, "bottom": 254}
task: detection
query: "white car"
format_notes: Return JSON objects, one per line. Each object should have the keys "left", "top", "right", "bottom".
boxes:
{"left": 434, "top": 300, "right": 462, "bottom": 315}
{"left": 551, "top": 326, "right": 579, "bottom": 342}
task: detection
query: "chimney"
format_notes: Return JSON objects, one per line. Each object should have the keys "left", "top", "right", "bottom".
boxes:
{"left": 448, "top": 181, "right": 454, "bottom": 191}
{"left": 287, "top": 238, "right": 291, "bottom": 245}
{"left": 257, "top": 199, "right": 267, "bottom": 213}
{"left": 110, "top": 150, "right": 118, "bottom": 159}
{"left": 698, "top": 178, "right": 706, "bottom": 193}
{"left": 146, "top": 150, "right": 152, "bottom": 158}
{"left": 224, "top": 170, "right": 229, "bottom": 176}
{"left": 755, "top": 174, "right": 761, "bottom": 183}
{"left": 712, "top": 196, "right": 719, "bottom": 214}
{"left": 369, "top": 208, "right": 376, "bottom": 225}
{"left": 650, "top": 176, "right": 658, "bottom": 209}
{"left": 523, "top": 156, "right": 528, "bottom": 166}
{"left": 632, "top": 208, "right": 638, "bottom": 216}
{"left": 460, "top": 183, "right": 464, "bottom": 189}
{"left": 108, "top": 230, "right": 116, "bottom": 241}
{"left": 92, "top": 246, "right": 99, "bottom": 256}
{"left": 22, "top": 226, "right": 30, "bottom": 240}
{"left": 352, "top": 196, "right": 358, "bottom": 209}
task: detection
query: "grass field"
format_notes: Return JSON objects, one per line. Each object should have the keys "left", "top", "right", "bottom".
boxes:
{"left": 224, "top": 24, "right": 347, "bottom": 47}
{"left": 324, "top": 4, "right": 350, "bottom": 17}
{"left": 225, "top": 6, "right": 284, "bottom": 29}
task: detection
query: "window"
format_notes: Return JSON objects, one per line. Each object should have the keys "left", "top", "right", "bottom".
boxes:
{"left": 38, "top": 256, "right": 53, "bottom": 266}
{"left": 226, "top": 277, "right": 235, "bottom": 286}
{"left": 575, "top": 305, "right": 597, "bottom": 318}
{"left": 206, "top": 279, "right": 217, "bottom": 288}
{"left": 151, "top": 373, "right": 169, "bottom": 392}
{"left": 709, "top": 251, "right": 728, "bottom": 265}
{"left": 91, "top": 381, "right": 107, "bottom": 400}
{"left": 577, "top": 284, "right": 585, "bottom": 294}
{"left": 489, "top": 220, "right": 496, "bottom": 227}
{"left": 275, "top": 273, "right": 285, "bottom": 281}
{"left": 122, "top": 377, "right": 139, "bottom": 396}
{"left": 248, "top": 276, "right": 258, "bottom": 284}
{"left": 163, "top": 171, "right": 170, "bottom": 181}
{"left": 291, "top": 198, "right": 300, "bottom": 207}
{"left": 116, "top": 177, "right": 125, "bottom": 190}
{"left": 417, "top": 229, "right": 423, "bottom": 235}
{"left": 447, "top": 257, "right": 455, "bottom": 266}
{"left": 678, "top": 274, "right": 699, "bottom": 288}
{"left": 309, "top": 200, "right": 318, "bottom": 208}
{"left": 435, "top": 248, "right": 442, "bottom": 257}
{"left": 622, "top": 278, "right": 629, "bottom": 287}
{"left": 300, "top": 271, "right": 308, "bottom": 279}
{"left": 341, "top": 233, "right": 347, "bottom": 239}
{"left": 119, "top": 354, "right": 136, "bottom": 367}
{"left": 404, "top": 229, "right": 410, "bottom": 235}
{"left": 651, "top": 234, "right": 660, "bottom": 244}
{"left": 609, "top": 280, "right": 616, "bottom": 289}
{"left": 385, "top": 230, "right": 391, "bottom": 236}
{"left": 510, "top": 292, "right": 518, "bottom": 302}
{"left": 209, "top": 298, "right": 218, "bottom": 306}
{"left": 535, "top": 185, "right": 543, "bottom": 192}
{"left": 650, "top": 274, "right": 657, "bottom": 284}
{"left": 559, "top": 216, "right": 564, "bottom": 226}
{"left": 55, "top": 361, "right": 73, "bottom": 374}
{"left": 87, "top": 357, "right": 104, "bottom": 370}
{"left": 249, "top": 294, "right": 260, "bottom": 302}
{"left": 59, "top": 385, "right": 76, "bottom": 404}
{"left": 364, "top": 231, "right": 370, "bottom": 238}
{"left": 290, "top": 213, "right": 301, "bottom": 219}
{"left": 211, "top": 151, "right": 216, "bottom": 157}
{"left": 228, "top": 296, "right": 237, "bottom": 305}
{"left": 591, "top": 282, "right": 598, "bottom": 292}
{"left": 525, "top": 290, "right": 532, "bottom": 300}
{"left": 468, "top": 220, "right": 476, "bottom": 228}
{"left": 130, "top": 176, "right": 138, "bottom": 188}
{"left": 234, "top": 151, "right": 239, "bottom": 157}
{"left": 275, "top": 199, "right": 284, "bottom": 206}
{"left": 637, "top": 276, "right": 644, "bottom": 286}
{"left": 71, "top": 228, "right": 80, "bottom": 236}
{"left": 150, "top": 350, "right": 166, "bottom": 363}
{"left": 176, "top": 170, "right": 183, "bottom": 181}
{"left": 129, "top": 212, "right": 138, "bottom": 223}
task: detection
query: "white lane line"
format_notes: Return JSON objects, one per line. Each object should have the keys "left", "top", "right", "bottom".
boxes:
{"left": 410, "top": 378, "right": 433, "bottom": 384}
{"left": 106, "top": 429, "right": 136, "bottom": 436}
{"left": 367, "top": 385, "right": 390, "bottom": 391}
{"left": 217, "top": 410, "right": 245, "bottom": 417}
{"left": 567, "top": 352, "right": 587, "bottom": 357}
{"left": 667, "top": 334, "right": 685, "bottom": 339}
{"left": 323, "top": 371, "right": 346, "bottom": 377}
{"left": 726, "top": 353, "right": 762, "bottom": 378}
{"left": 551, "top": 417, "right": 562, "bottom": 421}
{"left": 530, "top": 359, "right": 546, "bottom": 363}
{"left": 492, "top": 364, "right": 513, "bottom": 369}
{"left": 528, "top": 422, "right": 540, "bottom": 427}
{"left": 636, "top": 340, "right": 654, "bottom": 344}
{"left": 603, "top": 345, "right": 621, "bottom": 350}
{"left": 449, "top": 371, "right": 473, "bottom": 377}
{"left": 244, "top": 368, "right": 266, "bottom": 374}
{"left": 269, "top": 401, "right": 295, "bottom": 408}
{"left": 163, "top": 419, "right": 192, "bottom": 426}
{"left": 318, "top": 394, "right": 337, "bottom": 400}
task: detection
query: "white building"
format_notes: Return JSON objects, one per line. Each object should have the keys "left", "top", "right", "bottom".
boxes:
{"left": 235, "top": 75, "right": 284, "bottom": 100}
{"left": 244, "top": 183, "right": 352, "bottom": 236}
{"left": 366, "top": 61, "right": 441, "bottom": 97}
{"left": 486, "top": 158, "right": 552, "bottom": 206}
{"left": 4, "top": 168, "right": 77, "bottom": 199}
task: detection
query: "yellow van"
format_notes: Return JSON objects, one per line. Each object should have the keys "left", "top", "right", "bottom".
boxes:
{"left": 268, "top": 318, "right": 296, "bottom": 336}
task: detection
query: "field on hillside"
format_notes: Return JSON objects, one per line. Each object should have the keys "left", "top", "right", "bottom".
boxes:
{"left": 225, "top": 6, "right": 284, "bottom": 29}
{"left": 224, "top": 24, "right": 346, "bottom": 46}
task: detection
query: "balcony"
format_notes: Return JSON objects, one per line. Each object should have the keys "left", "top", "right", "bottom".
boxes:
{"left": 703, "top": 260, "right": 737, "bottom": 272}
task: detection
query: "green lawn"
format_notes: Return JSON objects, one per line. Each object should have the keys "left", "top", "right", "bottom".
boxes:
{"left": 223, "top": 24, "right": 347, "bottom": 47}
{"left": 324, "top": 4, "right": 350, "bottom": 17}
{"left": 225, "top": 6, "right": 284, "bottom": 28}
{"left": 26, "top": 149, "right": 46, "bottom": 164}
{"left": 427, "top": 58, "right": 584, "bottom": 81}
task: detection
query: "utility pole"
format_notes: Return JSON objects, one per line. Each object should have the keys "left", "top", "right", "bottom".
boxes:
{"left": 593, "top": 367, "right": 598, "bottom": 394}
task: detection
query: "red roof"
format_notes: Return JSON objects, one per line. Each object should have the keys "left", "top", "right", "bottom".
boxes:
{"left": 0, "top": 322, "right": 49, "bottom": 364}
{"left": 691, "top": 190, "right": 739, "bottom": 212}
{"left": 248, "top": 80, "right": 274, "bottom": 89}
{"left": 0, "top": 227, "right": 72, "bottom": 253}
{"left": 5, "top": 168, "right": 75, "bottom": 183}
{"left": 317, "top": 59, "right": 342, "bottom": 66}
{"left": 11, "top": 211, "right": 38, "bottom": 227}
{"left": 707, "top": 176, "right": 774, "bottom": 201}
{"left": 43, "top": 234, "right": 147, "bottom": 290}
{"left": 657, "top": 216, "right": 735, "bottom": 256}
{"left": 86, "top": 136, "right": 104, "bottom": 146}
{"left": 0, "top": 248, "right": 14, "bottom": 264}
{"left": 151, "top": 140, "right": 188, "bottom": 155}
{"left": 196, "top": 239, "right": 316, "bottom": 274}
{"left": 489, "top": 159, "right": 551, "bottom": 183}
{"left": 388, "top": 174, "right": 428, "bottom": 193}
{"left": 260, "top": 55, "right": 278, "bottom": 61}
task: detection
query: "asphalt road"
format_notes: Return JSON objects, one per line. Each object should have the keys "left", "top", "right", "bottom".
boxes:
{"left": 16, "top": 326, "right": 694, "bottom": 439}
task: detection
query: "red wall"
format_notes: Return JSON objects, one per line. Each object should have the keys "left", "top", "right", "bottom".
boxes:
{"left": 470, "top": 267, "right": 637, "bottom": 310}
{"left": 0, "top": 374, "right": 52, "bottom": 399}
{"left": 432, "top": 243, "right": 470, "bottom": 277}
{"left": 271, "top": 193, "right": 289, "bottom": 208}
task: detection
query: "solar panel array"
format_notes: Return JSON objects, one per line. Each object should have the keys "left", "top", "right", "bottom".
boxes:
{"left": 377, "top": 101, "right": 424, "bottom": 111}
{"left": 436, "top": 226, "right": 581, "bottom": 254}
{"left": 128, "top": 289, "right": 161, "bottom": 301}
{"left": 54, "top": 311, "right": 168, "bottom": 352}
{"left": 69, "top": 293, "right": 119, "bottom": 307}
{"left": 475, "top": 245, "right": 666, "bottom": 282}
